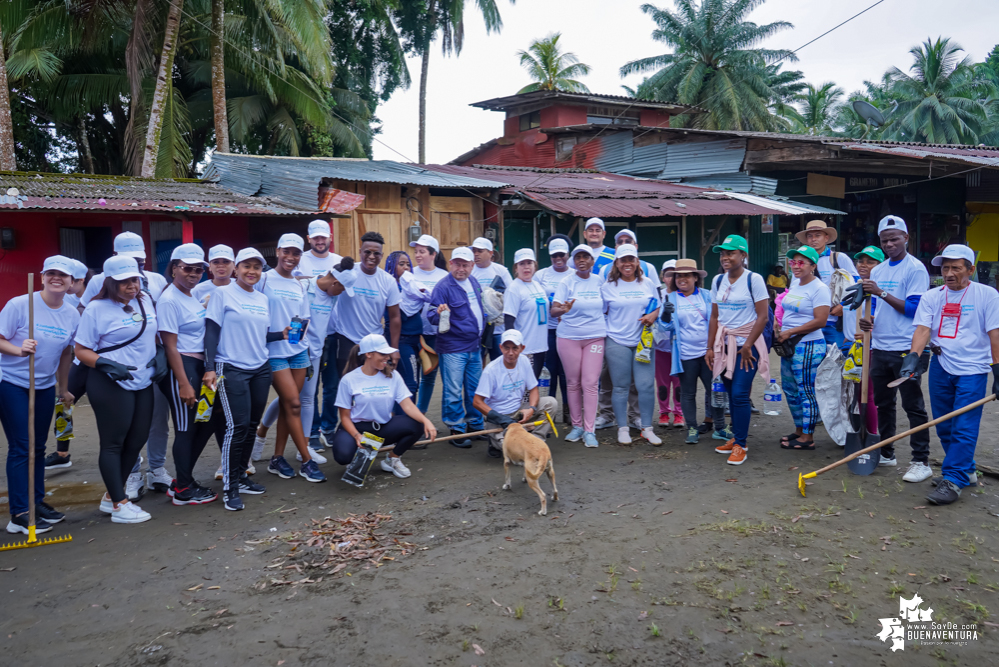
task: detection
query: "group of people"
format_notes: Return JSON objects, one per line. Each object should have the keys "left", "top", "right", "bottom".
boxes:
{"left": 2, "top": 215, "right": 996, "bottom": 535}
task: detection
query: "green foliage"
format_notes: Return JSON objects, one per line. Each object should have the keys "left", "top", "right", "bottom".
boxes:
{"left": 517, "top": 32, "right": 590, "bottom": 94}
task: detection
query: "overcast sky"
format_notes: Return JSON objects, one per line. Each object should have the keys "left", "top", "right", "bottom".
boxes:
{"left": 370, "top": 0, "right": 999, "bottom": 164}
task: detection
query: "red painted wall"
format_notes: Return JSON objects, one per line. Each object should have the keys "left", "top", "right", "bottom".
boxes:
{"left": 639, "top": 110, "right": 671, "bottom": 128}
{"left": 539, "top": 104, "right": 587, "bottom": 129}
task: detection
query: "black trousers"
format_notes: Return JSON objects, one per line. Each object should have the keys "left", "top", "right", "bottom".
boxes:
{"left": 159, "top": 355, "right": 219, "bottom": 489}
{"left": 330, "top": 415, "right": 424, "bottom": 465}
{"left": 335, "top": 332, "right": 356, "bottom": 376}
{"left": 87, "top": 370, "right": 154, "bottom": 503}
{"left": 216, "top": 362, "right": 271, "bottom": 491}
{"left": 679, "top": 356, "right": 726, "bottom": 429}
{"left": 870, "top": 348, "right": 931, "bottom": 463}
{"left": 545, "top": 329, "right": 567, "bottom": 403}
{"left": 58, "top": 363, "right": 91, "bottom": 453}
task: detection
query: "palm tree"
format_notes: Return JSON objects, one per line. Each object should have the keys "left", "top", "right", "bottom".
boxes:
{"left": 210, "top": 0, "right": 227, "bottom": 153}
{"left": 888, "top": 37, "right": 994, "bottom": 144}
{"left": 621, "top": 0, "right": 800, "bottom": 131}
{"left": 516, "top": 32, "right": 590, "bottom": 94}
{"left": 787, "top": 82, "right": 843, "bottom": 135}
{"left": 140, "top": 0, "right": 183, "bottom": 178}
{"left": 0, "top": 21, "right": 16, "bottom": 169}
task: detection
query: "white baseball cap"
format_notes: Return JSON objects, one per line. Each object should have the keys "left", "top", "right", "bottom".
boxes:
{"left": 208, "top": 244, "right": 235, "bottom": 262}
{"left": 71, "top": 259, "right": 88, "bottom": 280}
{"left": 615, "top": 244, "right": 638, "bottom": 260}
{"left": 103, "top": 255, "right": 142, "bottom": 281}
{"left": 471, "top": 237, "right": 493, "bottom": 252}
{"left": 500, "top": 329, "right": 524, "bottom": 346}
{"left": 878, "top": 215, "right": 908, "bottom": 235}
{"left": 548, "top": 238, "right": 570, "bottom": 255}
{"left": 514, "top": 248, "right": 536, "bottom": 264}
{"left": 170, "top": 243, "right": 208, "bottom": 266}
{"left": 662, "top": 259, "right": 677, "bottom": 272}
{"left": 571, "top": 244, "right": 596, "bottom": 259}
{"left": 235, "top": 247, "right": 265, "bottom": 264}
{"left": 451, "top": 247, "right": 474, "bottom": 262}
{"left": 330, "top": 265, "right": 357, "bottom": 297}
{"left": 409, "top": 234, "right": 440, "bottom": 253}
{"left": 931, "top": 244, "right": 976, "bottom": 267}
{"left": 585, "top": 217, "right": 605, "bottom": 231}
{"left": 307, "top": 220, "right": 331, "bottom": 238}
{"left": 114, "top": 231, "right": 146, "bottom": 259}
{"left": 614, "top": 229, "right": 637, "bottom": 243}
{"left": 42, "top": 255, "right": 76, "bottom": 276}
{"left": 277, "top": 233, "right": 305, "bottom": 251}
{"left": 359, "top": 333, "right": 397, "bottom": 355}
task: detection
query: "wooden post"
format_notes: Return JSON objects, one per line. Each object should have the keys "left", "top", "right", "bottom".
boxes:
{"left": 27, "top": 274, "right": 36, "bottom": 537}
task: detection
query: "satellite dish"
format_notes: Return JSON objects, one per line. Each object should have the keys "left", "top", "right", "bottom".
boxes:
{"left": 852, "top": 100, "right": 885, "bottom": 127}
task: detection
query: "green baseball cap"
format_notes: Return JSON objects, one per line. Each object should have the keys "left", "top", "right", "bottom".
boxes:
{"left": 786, "top": 246, "right": 820, "bottom": 264}
{"left": 854, "top": 245, "right": 886, "bottom": 263}
{"left": 713, "top": 234, "right": 749, "bottom": 253}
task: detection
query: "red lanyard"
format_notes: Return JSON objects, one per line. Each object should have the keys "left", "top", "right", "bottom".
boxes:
{"left": 938, "top": 286, "right": 969, "bottom": 339}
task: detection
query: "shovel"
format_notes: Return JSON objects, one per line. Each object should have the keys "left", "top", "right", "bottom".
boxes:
{"left": 798, "top": 394, "right": 996, "bottom": 496}
{"left": 843, "top": 297, "right": 879, "bottom": 475}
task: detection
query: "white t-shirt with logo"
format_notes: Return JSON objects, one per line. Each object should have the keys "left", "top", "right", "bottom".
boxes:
{"left": 710, "top": 271, "right": 769, "bottom": 346}
{"left": 335, "top": 366, "right": 413, "bottom": 424}
{"left": 205, "top": 283, "right": 270, "bottom": 370}
{"left": 475, "top": 354, "right": 538, "bottom": 415}
{"left": 64, "top": 293, "right": 81, "bottom": 310}
{"left": 80, "top": 269, "right": 167, "bottom": 308}
{"left": 914, "top": 283, "right": 999, "bottom": 376}
{"left": 553, "top": 273, "right": 607, "bottom": 341}
{"left": 333, "top": 268, "right": 402, "bottom": 343}
{"left": 673, "top": 289, "right": 711, "bottom": 361}
{"left": 77, "top": 296, "right": 157, "bottom": 390}
{"left": 789, "top": 249, "right": 858, "bottom": 323}
{"left": 599, "top": 260, "right": 662, "bottom": 288}
{"left": 503, "top": 278, "right": 549, "bottom": 354}
{"left": 256, "top": 272, "right": 310, "bottom": 359}
{"left": 456, "top": 277, "right": 484, "bottom": 333}
{"left": 601, "top": 277, "right": 658, "bottom": 347}
{"left": 780, "top": 278, "right": 832, "bottom": 343}
{"left": 412, "top": 266, "right": 449, "bottom": 335}
{"left": 535, "top": 266, "right": 573, "bottom": 330}
{"left": 870, "top": 254, "right": 929, "bottom": 351}
{"left": 0, "top": 293, "right": 80, "bottom": 390}
{"left": 157, "top": 284, "right": 207, "bottom": 354}
{"left": 472, "top": 262, "right": 513, "bottom": 291}
{"left": 296, "top": 251, "right": 343, "bottom": 280}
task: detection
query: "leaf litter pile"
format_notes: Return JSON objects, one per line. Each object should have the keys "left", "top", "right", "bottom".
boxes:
{"left": 259, "top": 512, "right": 419, "bottom": 588}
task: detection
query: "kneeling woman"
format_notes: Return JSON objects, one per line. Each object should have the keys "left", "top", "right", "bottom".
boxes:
{"left": 332, "top": 334, "right": 436, "bottom": 478}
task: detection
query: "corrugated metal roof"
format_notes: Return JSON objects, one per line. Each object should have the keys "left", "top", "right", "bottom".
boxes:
{"left": 0, "top": 171, "right": 312, "bottom": 215}
{"left": 724, "top": 192, "right": 845, "bottom": 215}
{"left": 661, "top": 139, "right": 747, "bottom": 179}
{"left": 206, "top": 153, "right": 509, "bottom": 211}
{"left": 676, "top": 173, "right": 778, "bottom": 195}
{"left": 470, "top": 91, "right": 703, "bottom": 113}
{"left": 840, "top": 143, "right": 999, "bottom": 167}
{"left": 591, "top": 131, "right": 635, "bottom": 173}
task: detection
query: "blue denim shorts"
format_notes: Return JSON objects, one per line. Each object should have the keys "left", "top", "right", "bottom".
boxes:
{"left": 270, "top": 349, "right": 311, "bottom": 371}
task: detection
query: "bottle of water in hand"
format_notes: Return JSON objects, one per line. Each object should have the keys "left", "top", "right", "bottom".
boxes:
{"left": 711, "top": 375, "right": 729, "bottom": 409}
{"left": 764, "top": 380, "right": 782, "bottom": 415}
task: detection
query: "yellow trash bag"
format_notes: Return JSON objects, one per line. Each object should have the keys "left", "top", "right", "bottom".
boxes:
{"left": 842, "top": 341, "right": 864, "bottom": 383}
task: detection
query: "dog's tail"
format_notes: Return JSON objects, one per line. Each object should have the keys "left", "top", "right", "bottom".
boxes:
{"left": 524, "top": 454, "right": 548, "bottom": 478}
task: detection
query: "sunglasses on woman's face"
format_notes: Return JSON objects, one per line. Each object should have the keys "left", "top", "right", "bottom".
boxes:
{"left": 178, "top": 265, "right": 205, "bottom": 274}
{"left": 788, "top": 259, "right": 808, "bottom": 268}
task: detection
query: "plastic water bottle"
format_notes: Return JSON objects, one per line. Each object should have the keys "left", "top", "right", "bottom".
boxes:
{"left": 438, "top": 308, "right": 451, "bottom": 334}
{"left": 539, "top": 366, "right": 551, "bottom": 396}
{"left": 764, "top": 380, "right": 782, "bottom": 415}
{"left": 288, "top": 315, "right": 303, "bottom": 344}
{"left": 711, "top": 375, "right": 729, "bottom": 409}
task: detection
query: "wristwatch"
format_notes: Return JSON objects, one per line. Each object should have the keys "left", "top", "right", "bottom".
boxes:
{"left": 529, "top": 405, "right": 538, "bottom": 412}
{"left": 879, "top": 290, "right": 888, "bottom": 299}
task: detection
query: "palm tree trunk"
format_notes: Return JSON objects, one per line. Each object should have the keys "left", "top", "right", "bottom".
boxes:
{"left": 0, "top": 24, "right": 17, "bottom": 171}
{"left": 125, "top": 0, "right": 155, "bottom": 175}
{"left": 141, "top": 0, "right": 184, "bottom": 178}
{"left": 77, "top": 116, "right": 94, "bottom": 174}
{"left": 210, "top": 0, "right": 229, "bottom": 153}
{"left": 418, "top": 1, "right": 437, "bottom": 164}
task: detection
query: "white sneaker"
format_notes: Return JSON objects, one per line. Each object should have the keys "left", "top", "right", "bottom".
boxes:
{"left": 215, "top": 466, "right": 224, "bottom": 480}
{"left": 617, "top": 427, "right": 632, "bottom": 444}
{"left": 246, "top": 463, "right": 256, "bottom": 475}
{"left": 146, "top": 467, "right": 173, "bottom": 492}
{"left": 641, "top": 427, "right": 662, "bottom": 445}
{"left": 99, "top": 495, "right": 114, "bottom": 514}
{"left": 879, "top": 455, "right": 897, "bottom": 467}
{"left": 125, "top": 472, "right": 145, "bottom": 500}
{"left": 251, "top": 435, "right": 267, "bottom": 461}
{"left": 380, "top": 456, "right": 411, "bottom": 478}
{"left": 903, "top": 461, "right": 933, "bottom": 483}
{"left": 593, "top": 416, "right": 614, "bottom": 430}
{"left": 111, "top": 501, "right": 151, "bottom": 524}
{"left": 295, "top": 449, "right": 328, "bottom": 464}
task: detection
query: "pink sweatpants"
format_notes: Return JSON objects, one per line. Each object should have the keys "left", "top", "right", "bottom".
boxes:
{"left": 655, "top": 349, "right": 682, "bottom": 418}
{"left": 557, "top": 337, "right": 605, "bottom": 433}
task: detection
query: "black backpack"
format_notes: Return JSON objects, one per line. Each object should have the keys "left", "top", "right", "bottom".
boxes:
{"left": 714, "top": 271, "right": 775, "bottom": 351}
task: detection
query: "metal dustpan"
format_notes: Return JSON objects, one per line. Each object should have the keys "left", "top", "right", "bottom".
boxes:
{"left": 843, "top": 297, "right": 879, "bottom": 475}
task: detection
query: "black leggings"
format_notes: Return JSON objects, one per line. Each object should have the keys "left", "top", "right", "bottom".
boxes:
{"left": 87, "top": 370, "right": 154, "bottom": 503}
{"left": 58, "top": 363, "right": 91, "bottom": 453}
{"left": 545, "top": 329, "right": 567, "bottom": 403}
{"left": 527, "top": 351, "right": 547, "bottom": 379}
{"left": 679, "top": 356, "right": 726, "bottom": 429}
{"left": 335, "top": 332, "right": 355, "bottom": 376}
{"left": 160, "top": 355, "right": 219, "bottom": 489}
{"left": 330, "top": 415, "right": 424, "bottom": 465}
{"left": 216, "top": 362, "right": 271, "bottom": 491}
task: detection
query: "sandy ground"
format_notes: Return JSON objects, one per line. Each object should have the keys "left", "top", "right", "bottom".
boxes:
{"left": 2, "top": 353, "right": 999, "bottom": 666}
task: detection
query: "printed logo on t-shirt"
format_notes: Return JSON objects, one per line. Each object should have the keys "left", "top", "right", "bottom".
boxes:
{"left": 360, "top": 383, "right": 391, "bottom": 396}
{"left": 354, "top": 286, "right": 380, "bottom": 299}
{"left": 575, "top": 289, "right": 600, "bottom": 299}
{"left": 501, "top": 378, "right": 525, "bottom": 393}
{"left": 271, "top": 288, "right": 304, "bottom": 302}
{"left": 34, "top": 323, "right": 70, "bottom": 340}
{"left": 239, "top": 303, "right": 268, "bottom": 317}
{"left": 783, "top": 294, "right": 807, "bottom": 313}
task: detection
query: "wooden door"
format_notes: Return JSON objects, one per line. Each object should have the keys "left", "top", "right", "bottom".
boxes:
{"left": 430, "top": 196, "right": 474, "bottom": 260}
{"left": 356, "top": 210, "right": 405, "bottom": 260}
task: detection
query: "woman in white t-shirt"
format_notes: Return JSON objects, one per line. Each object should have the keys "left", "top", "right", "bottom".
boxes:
{"left": 191, "top": 244, "right": 235, "bottom": 305}
{"left": 600, "top": 245, "right": 661, "bottom": 446}
{"left": 409, "top": 235, "right": 450, "bottom": 414}
{"left": 534, "top": 235, "right": 573, "bottom": 406}
{"left": 75, "top": 256, "right": 160, "bottom": 524}
{"left": 332, "top": 334, "right": 437, "bottom": 478}
{"left": 551, "top": 245, "right": 607, "bottom": 448}
{"left": 503, "top": 248, "right": 550, "bottom": 378}
{"left": 776, "top": 246, "right": 831, "bottom": 450}
{"left": 655, "top": 260, "right": 683, "bottom": 427}
{"left": 0, "top": 255, "right": 80, "bottom": 534}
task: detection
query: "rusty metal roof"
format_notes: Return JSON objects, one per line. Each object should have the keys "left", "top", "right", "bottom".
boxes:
{"left": 469, "top": 91, "right": 705, "bottom": 114}
{"left": 0, "top": 171, "right": 315, "bottom": 215}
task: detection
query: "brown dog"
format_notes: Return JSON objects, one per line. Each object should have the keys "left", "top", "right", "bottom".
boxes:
{"left": 501, "top": 423, "right": 558, "bottom": 516}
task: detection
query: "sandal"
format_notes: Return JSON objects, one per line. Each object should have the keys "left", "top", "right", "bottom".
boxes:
{"left": 780, "top": 432, "right": 802, "bottom": 444}
{"left": 781, "top": 438, "right": 815, "bottom": 450}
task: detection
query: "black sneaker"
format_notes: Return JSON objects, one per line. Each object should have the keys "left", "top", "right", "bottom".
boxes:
{"left": 449, "top": 427, "right": 471, "bottom": 448}
{"left": 932, "top": 474, "right": 977, "bottom": 488}
{"left": 44, "top": 452, "right": 72, "bottom": 469}
{"left": 5, "top": 514, "right": 52, "bottom": 534}
{"left": 36, "top": 502, "right": 65, "bottom": 524}
{"left": 224, "top": 489, "right": 244, "bottom": 511}
{"left": 172, "top": 485, "right": 218, "bottom": 506}
{"left": 238, "top": 475, "right": 266, "bottom": 495}
{"left": 926, "top": 479, "right": 962, "bottom": 505}
{"left": 487, "top": 444, "right": 503, "bottom": 458}
{"left": 697, "top": 422, "right": 714, "bottom": 435}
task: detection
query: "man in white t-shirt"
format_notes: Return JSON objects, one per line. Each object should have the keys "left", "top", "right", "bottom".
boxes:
{"left": 792, "top": 219, "right": 858, "bottom": 349}
{"left": 859, "top": 215, "right": 932, "bottom": 480}
{"left": 901, "top": 245, "right": 999, "bottom": 505}
{"left": 473, "top": 329, "right": 558, "bottom": 457}
{"left": 297, "top": 219, "right": 343, "bottom": 278}
{"left": 79, "top": 231, "right": 168, "bottom": 310}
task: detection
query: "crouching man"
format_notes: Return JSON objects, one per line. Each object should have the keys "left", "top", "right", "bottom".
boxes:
{"left": 904, "top": 244, "right": 999, "bottom": 505}
{"left": 473, "top": 329, "right": 558, "bottom": 458}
